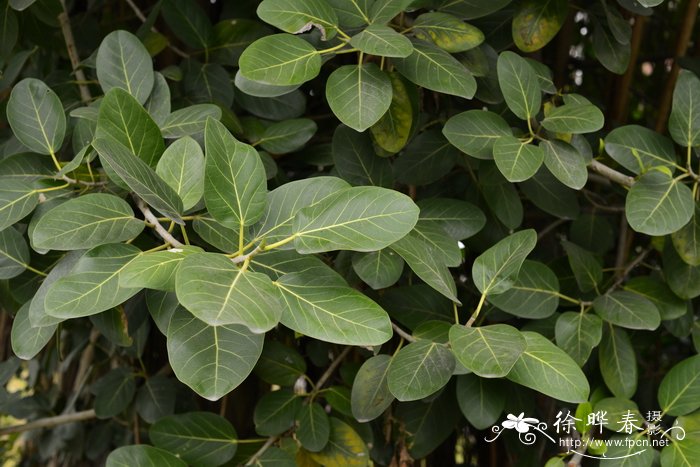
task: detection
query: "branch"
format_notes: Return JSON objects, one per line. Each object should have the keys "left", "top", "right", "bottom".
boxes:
{"left": 609, "top": 247, "right": 652, "bottom": 292}
{"left": 0, "top": 410, "right": 96, "bottom": 436}
{"left": 589, "top": 160, "right": 634, "bottom": 187}
{"left": 58, "top": 1, "right": 91, "bottom": 104}
{"left": 313, "top": 346, "right": 352, "bottom": 392}
{"left": 392, "top": 322, "right": 417, "bottom": 343}
{"left": 231, "top": 244, "right": 263, "bottom": 264}
{"left": 134, "top": 197, "right": 185, "bottom": 248}
{"left": 245, "top": 435, "right": 279, "bottom": 466}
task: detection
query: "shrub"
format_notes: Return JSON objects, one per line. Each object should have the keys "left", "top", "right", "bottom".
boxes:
{"left": 0, "top": 0, "right": 699, "bottom": 465}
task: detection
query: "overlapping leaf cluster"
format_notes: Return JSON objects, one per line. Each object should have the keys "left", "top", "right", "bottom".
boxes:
{"left": 1, "top": 0, "right": 700, "bottom": 465}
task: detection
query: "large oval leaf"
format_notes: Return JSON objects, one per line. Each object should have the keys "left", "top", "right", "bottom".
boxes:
{"left": 669, "top": 69, "right": 700, "bottom": 148}
{"left": 204, "top": 118, "right": 267, "bottom": 232}
{"left": 394, "top": 40, "right": 476, "bottom": 99}
{"left": 493, "top": 136, "right": 543, "bottom": 182}
{"left": 96, "top": 88, "right": 164, "bottom": 167}
{"left": 555, "top": 312, "right": 602, "bottom": 367}
{"left": 625, "top": 170, "right": 694, "bottom": 236}
{"left": 349, "top": 24, "right": 413, "bottom": 57}
{"left": 351, "top": 354, "right": 394, "bottom": 423}
{"left": 472, "top": 229, "right": 537, "bottom": 295}
{"left": 599, "top": 324, "right": 637, "bottom": 399}
{"left": 167, "top": 307, "right": 264, "bottom": 401}
{"left": 32, "top": 194, "right": 145, "bottom": 251}
{"left": 106, "top": 445, "right": 186, "bottom": 467}
{"left": 488, "top": 260, "right": 560, "bottom": 319}
{"left": 541, "top": 104, "right": 605, "bottom": 134}
{"left": 119, "top": 246, "right": 201, "bottom": 292}
{"left": 175, "top": 252, "right": 282, "bottom": 332}
{"left": 44, "top": 243, "right": 141, "bottom": 319}
{"left": 512, "top": 0, "right": 568, "bottom": 52}
{"left": 507, "top": 331, "right": 590, "bottom": 403}
{"left": 7, "top": 78, "right": 65, "bottom": 156}
{"left": 0, "top": 225, "right": 29, "bottom": 279}
{"left": 296, "top": 402, "right": 331, "bottom": 452}
{"left": 292, "top": 186, "right": 419, "bottom": 253}
{"left": 332, "top": 125, "right": 393, "bottom": 187}
{"left": 443, "top": 110, "right": 512, "bottom": 159}
{"left": 326, "top": 64, "right": 392, "bottom": 132}
{"left": 593, "top": 291, "right": 661, "bottom": 330}
{"left": 414, "top": 12, "right": 484, "bottom": 53}
{"left": 449, "top": 324, "right": 526, "bottom": 377}
{"left": 275, "top": 271, "right": 392, "bottom": 345}
{"left": 257, "top": 0, "right": 338, "bottom": 40}
{"left": 605, "top": 125, "right": 677, "bottom": 174}
{"left": 658, "top": 355, "right": 700, "bottom": 416}
{"left": 672, "top": 206, "right": 700, "bottom": 266}
{"left": 387, "top": 340, "right": 455, "bottom": 401}
{"left": 541, "top": 139, "right": 588, "bottom": 189}
{"left": 497, "top": 51, "right": 541, "bottom": 121}
{"left": 156, "top": 136, "right": 205, "bottom": 211}
{"left": 150, "top": 412, "right": 237, "bottom": 466}
{"left": 96, "top": 30, "right": 154, "bottom": 104}
{"left": 309, "top": 418, "right": 369, "bottom": 467}
{"left": 11, "top": 301, "right": 56, "bottom": 360}
{"left": 239, "top": 34, "right": 321, "bottom": 86}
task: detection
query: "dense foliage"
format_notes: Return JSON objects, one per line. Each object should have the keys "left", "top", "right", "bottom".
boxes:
{"left": 1, "top": 0, "right": 700, "bottom": 465}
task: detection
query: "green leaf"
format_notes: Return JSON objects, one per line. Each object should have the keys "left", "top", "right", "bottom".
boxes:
{"left": 296, "top": 402, "right": 330, "bottom": 452}
{"left": 520, "top": 167, "right": 580, "bottom": 219}
{"left": 664, "top": 243, "right": 700, "bottom": 299}
{"left": 541, "top": 104, "right": 605, "bottom": 134}
{"left": 449, "top": 324, "right": 526, "bottom": 377}
{"left": 396, "top": 131, "right": 460, "bottom": 185}
{"left": 6, "top": 78, "right": 65, "bottom": 155}
{"left": 11, "top": 302, "right": 56, "bottom": 360}
{"left": 387, "top": 340, "right": 455, "bottom": 401}
{"left": 252, "top": 177, "right": 350, "bottom": 246}
{"left": 96, "top": 30, "right": 154, "bottom": 104}
{"left": 176, "top": 252, "right": 282, "bottom": 332}
{"left": 488, "top": 260, "right": 560, "bottom": 319}
{"left": 92, "top": 368, "right": 136, "bottom": 418}
{"left": 193, "top": 217, "right": 238, "bottom": 253}
{"left": 167, "top": 307, "right": 264, "bottom": 401}
{"left": 161, "top": 0, "right": 214, "bottom": 49}
{"left": 369, "top": 0, "right": 413, "bottom": 23}
{"left": 661, "top": 437, "right": 700, "bottom": 467}
{"left": 234, "top": 71, "right": 300, "bottom": 98}
{"left": 396, "top": 391, "right": 460, "bottom": 458}
{"left": 414, "top": 12, "right": 484, "bottom": 53}
{"left": 93, "top": 137, "right": 184, "bottom": 223}
{"left": 204, "top": 118, "right": 267, "bottom": 231}
{"left": 605, "top": 125, "right": 678, "bottom": 174}
{"left": 183, "top": 61, "right": 234, "bottom": 107}
{"left": 275, "top": 270, "right": 392, "bottom": 345}
{"left": 326, "top": 64, "right": 392, "bottom": 132}
{"left": 332, "top": 125, "right": 393, "bottom": 187}
{"left": 45, "top": 244, "right": 141, "bottom": 319}
{"left": 120, "top": 246, "right": 201, "bottom": 291}
{"left": 106, "top": 445, "right": 186, "bottom": 467}
{"left": 239, "top": 34, "right": 321, "bottom": 86}
{"left": 626, "top": 169, "right": 694, "bottom": 236}
{"left": 541, "top": 139, "right": 588, "bottom": 189}
{"left": 624, "top": 276, "right": 687, "bottom": 321}
{"left": 29, "top": 251, "right": 83, "bottom": 327}
{"left": 417, "top": 198, "right": 485, "bottom": 241}
{"left": 438, "top": 0, "right": 513, "bottom": 20}
{"left": 150, "top": 412, "right": 237, "bottom": 466}
{"left": 456, "top": 374, "right": 506, "bottom": 430}
{"left": 161, "top": 104, "right": 222, "bottom": 139}
{"left": 145, "top": 72, "right": 171, "bottom": 126}
{"left": 507, "top": 331, "right": 590, "bottom": 403}
{"left": 480, "top": 163, "right": 524, "bottom": 229}
{"left": 593, "top": 291, "right": 661, "bottom": 330}
{"left": 257, "top": 0, "right": 338, "bottom": 40}
{"left": 413, "top": 222, "right": 461, "bottom": 267}
{"left": 351, "top": 354, "right": 394, "bottom": 423}
{"left": 309, "top": 418, "right": 369, "bottom": 467}
{"left": 155, "top": 137, "right": 204, "bottom": 211}
{"left": 292, "top": 186, "right": 418, "bottom": 253}
{"left": 497, "top": 50, "right": 541, "bottom": 121}
{"left": 31, "top": 194, "right": 145, "bottom": 251}
{"left": 394, "top": 40, "right": 476, "bottom": 99}
{"left": 370, "top": 72, "right": 414, "bottom": 153}
{"left": 472, "top": 229, "right": 537, "bottom": 295}
{"left": 0, "top": 226, "right": 28, "bottom": 279}
{"left": 134, "top": 376, "right": 176, "bottom": 423}
{"left": 562, "top": 240, "right": 602, "bottom": 292}
{"left": 555, "top": 312, "right": 603, "bottom": 367}
{"left": 96, "top": 88, "right": 164, "bottom": 167}
{"left": 512, "top": 0, "right": 568, "bottom": 52}
{"left": 254, "top": 390, "right": 301, "bottom": 436}
{"left": 0, "top": 180, "right": 39, "bottom": 231}
{"left": 350, "top": 24, "right": 413, "bottom": 57}
{"left": 599, "top": 324, "right": 637, "bottom": 399}
{"left": 593, "top": 23, "right": 631, "bottom": 75}
{"left": 254, "top": 340, "right": 307, "bottom": 386}
{"left": 658, "top": 355, "right": 700, "bottom": 416}
{"left": 493, "top": 136, "right": 544, "bottom": 182}
{"left": 673, "top": 206, "right": 700, "bottom": 266}
{"left": 390, "top": 230, "right": 460, "bottom": 302}
{"left": 669, "top": 69, "right": 700, "bottom": 147}
{"left": 258, "top": 118, "right": 317, "bottom": 154}
{"left": 352, "top": 249, "right": 404, "bottom": 290}
{"left": 443, "top": 110, "right": 512, "bottom": 160}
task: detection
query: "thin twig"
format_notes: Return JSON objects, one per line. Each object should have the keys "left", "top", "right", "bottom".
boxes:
{"left": 245, "top": 435, "right": 279, "bottom": 466}
{"left": 231, "top": 244, "right": 263, "bottom": 264}
{"left": 313, "top": 346, "right": 352, "bottom": 392}
{"left": 60, "top": 175, "right": 107, "bottom": 187}
{"left": 134, "top": 197, "right": 185, "bottom": 248}
{"left": 58, "top": 1, "right": 91, "bottom": 104}
{"left": 0, "top": 410, "right": 96, "bottom": 436}
{"left": 589, "top": 160, "right": 634, "bottom": 187}
{"left": 608, "top": 247, "right": 652, "bottom": 293}
{"left": 124, "top": 0, "right": 189, "bottom": 58}
{"left": 392, "top": 322, "right": 416, "bottom": 343}
{"left": 537, "top": 219, "right": 567, "bottom": 241}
